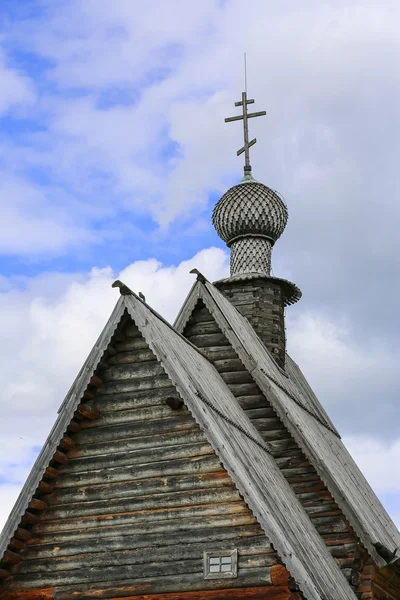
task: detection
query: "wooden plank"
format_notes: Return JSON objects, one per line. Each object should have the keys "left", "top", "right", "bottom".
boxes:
{"left": 54, "top": 453, "right": 223, "bottom": 489}
{"left": 20, "top": 539, "right": 274, "bottom": 573}
{"left": 43, "top": 472, "right": 231, "bottom": 506}
{"left": 39, "top": 487, "right": 242, "bottom": 521}
{"left": 32, "top": 501, "right": 252, "bottom": 537}
{"left": 0, "top": 589, "right": 54, "bottom": 600}
{"left": 72, "top": 413, "right": 197, "bottom": 445}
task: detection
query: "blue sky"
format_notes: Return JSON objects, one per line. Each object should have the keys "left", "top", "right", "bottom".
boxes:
{"left": 0, "top": 0, "right": 399, "bottom": 531}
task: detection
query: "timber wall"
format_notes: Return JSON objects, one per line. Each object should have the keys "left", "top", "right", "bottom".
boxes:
{"left": 1, "top": 317, "right": 287, "bottom": 599}
{"left": 183, "top": 300, "right": 369, "bottom": 597}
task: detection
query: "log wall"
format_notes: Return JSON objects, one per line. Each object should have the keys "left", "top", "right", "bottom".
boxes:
{"left": 1, "top": 318, "right": 285, "bottom": 599}
{"left": 215, "top": 278, "right": 286, "bottom": 369}
{"left": 183, "top": 300, "right": 368, "bottom": 596}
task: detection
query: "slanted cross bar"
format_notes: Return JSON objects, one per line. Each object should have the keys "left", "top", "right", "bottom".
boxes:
{"left": 225, "top": 91, "right": 266, "bottom": 171}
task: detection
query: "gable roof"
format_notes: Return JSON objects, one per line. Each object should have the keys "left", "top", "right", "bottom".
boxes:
{"left": 0, "top": 289, "right": 357, "bottom": 600}
{"left": 174, "top": 278, "right": 400, "bottom": 568}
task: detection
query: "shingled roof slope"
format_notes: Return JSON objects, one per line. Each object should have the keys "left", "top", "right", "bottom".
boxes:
{"left": 0, "top": 290, "right": 357, "bottom": 600}
{"left": 174, "top": 278, "right": 400, "bottom": 567}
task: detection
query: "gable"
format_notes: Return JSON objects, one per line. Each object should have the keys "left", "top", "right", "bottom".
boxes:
{"left": 177, "top": 279, "right": 400, "bottom": 572}
{"left": 181, "top": 300, "right": 364, "bottom": 582}
{"left": 1, "top": 314, "right": 282, "bottom": 599}
{"left": 1, "top": 290, "right": 358, "bottom": 600}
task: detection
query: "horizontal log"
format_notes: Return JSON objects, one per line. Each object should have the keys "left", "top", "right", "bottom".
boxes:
{"left": 1, "top": 589, "right": 54, "bottom": 599}
{"left": 29, "top": 499, "right": 48, "bottom": 511}
{"left": 311, "top": 515, "right": 350, "bottom": 534}
{"left": 102, "top": 362, "right": 165, "bottom": 383}
{"left": 32, "top": 501, "right": 251, "bottom": 537}
{"left": 59, "top": 437, "right": 74, "bottom": 451}
{"left": 79, "top": 404, "right": 178, "bottom": 430}
{"left": 37, "top": 481, "right": 54, "bottom": 495}
{"left": 108, "top": 350, "right": 156, "bottom": 365}
{"left": 20, "top": 538, "right": 274, "bottom": 573}
{"left": 83, "top": 390, "right": 96, "bottom": 400}
{"left": 244, "top": 407, "right": 276, "bottom": 420}
{"left": 0, "top": 568, "right": 11, "bottom": 580}
{"left": 54, "top": 453, "right": 223, "bottom": 489}
{"left": 93, "top": 386, "right": 179, "bottom": 413}
{"left": 21, "top": 512, "right": 40, "bottom": 526}
{"left": 31, "top": 512, "right": 257, "bottom": 548}
{"left": 8, "top": 537, "right": 25, "bottom": 551}
{"left": 44, "top": 472, "right": 231, "bottom": 506}
{"left": 39, "top": 487, "right": 242, "bottom": 521}
{"left": 123, "top": 324, "right": 142, "bottom": 338}
{"left": 24, "top": 523, "right": 271, "bottom": 562}
{"left": 52, "top": 450, "right": 68, "bottom": 464}
{"left": 74, "top": 404, "right": 100, "bottom": 420}
{"left": 66, "top": 420, "right": 81, "bottom": 433}
{"left": 237, "top": 395, "right": 268, "bottom": 410}
{"left": 90, "top": 375, "right": 103, "bottom": 388}
{"left": 44, "top": 466, "right": 59, "bottom": 479}
{"left": 184, "top": 321, "right": 221, "bottom": 336}
{"left": 200, "top": 347, "right": 238, "bottom": 362}
{"left": 227, "top": 383, "right": 260, "bottom": 397}
{"left": 66, "top": 441, "right": 214, "bottom": 473}
{"left": 70, "top": 429, "right": 206, "bottom": 461}
{"left": 15, "top": 528, "right": 32, "bottom": 542}
{"left": 220, "top": 371, "right": 254, "bottom": 385}
{"left": 73, "top": 414, "right": 197, "bottom": 445}
{"left": 2, "top": 549, "right": 21, "bottom": 565}
{"left": 53, "top": 572, "right": 280, "bottom": 600}
{"left": 12, "top": 555, "right": 272, "bottom": 588}
{"left": 186, "top": 332, "right": 230, "bottom": 348}
{"left": 271, "top": 565, "right": 290, "bottom": 586}
{"left": 113, "top": 338, "right": 149, "bottom": 352}
{"left": 96, "top": 374, "right": 171, "bottom": 396}
{"left": 8, "top": 582, "right": 288, "bottom": 600}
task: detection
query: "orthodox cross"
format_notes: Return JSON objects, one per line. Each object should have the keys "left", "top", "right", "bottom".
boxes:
{"left": 225, "top": 91, "right": 266, "bottom": 172}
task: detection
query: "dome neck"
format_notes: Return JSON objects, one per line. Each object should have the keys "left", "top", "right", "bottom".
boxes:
{"left": 230, "top": 237, "right": 272, "bottom": 277}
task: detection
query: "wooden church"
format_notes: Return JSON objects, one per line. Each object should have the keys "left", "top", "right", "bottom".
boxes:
{"left": 1, "top": 92, "right": 399, "bottom": 600}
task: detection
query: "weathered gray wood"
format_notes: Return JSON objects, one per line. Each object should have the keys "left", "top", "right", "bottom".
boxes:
{"left": 70, "top": 429, "right": 207, "bottom": 459}
{"left": 21, "top": 535, "right": 271, "bottom": 571}
{"left": 95, "top": 375, "right": 171, "bottom": 395}
{"left": 124, "top": 293, "right": 357, "bottom": 600}
{"left": 73, "top": 414, "right": 197, "bottom": 445}
{"left": 108, "top": 350, "right": 156, "bottom": 364}
{"left": 102, "top": 361, "right": 165, "bottom": 383}
{"left": 92, "top": 386, "right": 179, "bottom": 413}
{"left": 49, "top": 454, "right": 225, "bottom": 490}
{"left": 24, "top": 524, "right": 264, "bottom": 561}
{"left": 53, "top": 569, "right": 273, "bottom": 599}
{"left": 219, "top": 370, "right": 254, "bottom": 385}
{"left": 65, "top": 441, "right": 214, "bottom": 472}
{"left": 40, "top": 487, "right": 241, "bottom": 521}
{"left": 79, "top": 404, "right": 182, "bottom": 429}
{"left": 32, "top": 501, "right": 252, "bottom": 537}
{"left": 187, "top": 332, "right": 230, "bottom": 347}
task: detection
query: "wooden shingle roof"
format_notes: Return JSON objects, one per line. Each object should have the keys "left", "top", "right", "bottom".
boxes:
{"left": 175, "top": 277, "right": 400, "bottom": 568}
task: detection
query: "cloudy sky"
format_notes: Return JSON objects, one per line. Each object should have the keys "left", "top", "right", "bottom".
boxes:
{"left": 0, "top": 0, "right": 399, "bottom": 532}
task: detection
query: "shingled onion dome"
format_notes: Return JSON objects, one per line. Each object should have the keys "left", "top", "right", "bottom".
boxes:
{"left": 213, "top": 172, "right": 288, "bottom": 277}
{"left": 212, "top": 171, "right": 301, "bottom": 306}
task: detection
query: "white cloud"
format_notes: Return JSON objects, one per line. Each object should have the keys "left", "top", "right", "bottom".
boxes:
{"left": 343, "top": 436, "right": 400, "bottom": 495}
{"left": 0, "top": 49, "right": 35, "bottom": 116}
{"left": 286, "top": 311, "right": 400, "bottom": 437}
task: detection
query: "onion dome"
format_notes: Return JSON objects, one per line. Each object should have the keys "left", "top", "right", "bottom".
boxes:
{"left": 212, "top": 173, "right": 288, "bottom": 247}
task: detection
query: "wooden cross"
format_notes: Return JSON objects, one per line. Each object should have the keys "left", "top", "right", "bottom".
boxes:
{"left": 225, "top": 91, "right": 266, "bottom": 172}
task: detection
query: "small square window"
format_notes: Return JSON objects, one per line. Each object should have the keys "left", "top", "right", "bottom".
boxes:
{"left": 203, "top": 549, "right": 238, "bottom": 579}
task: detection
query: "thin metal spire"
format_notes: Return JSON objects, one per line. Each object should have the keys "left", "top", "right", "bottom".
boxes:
{"left": 224, "top": 59, "right": 266, "bottom": 173}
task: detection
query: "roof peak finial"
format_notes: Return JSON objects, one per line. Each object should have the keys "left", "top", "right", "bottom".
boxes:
{"left": 225, "top": 57, "right": 266, "bottom": 175}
